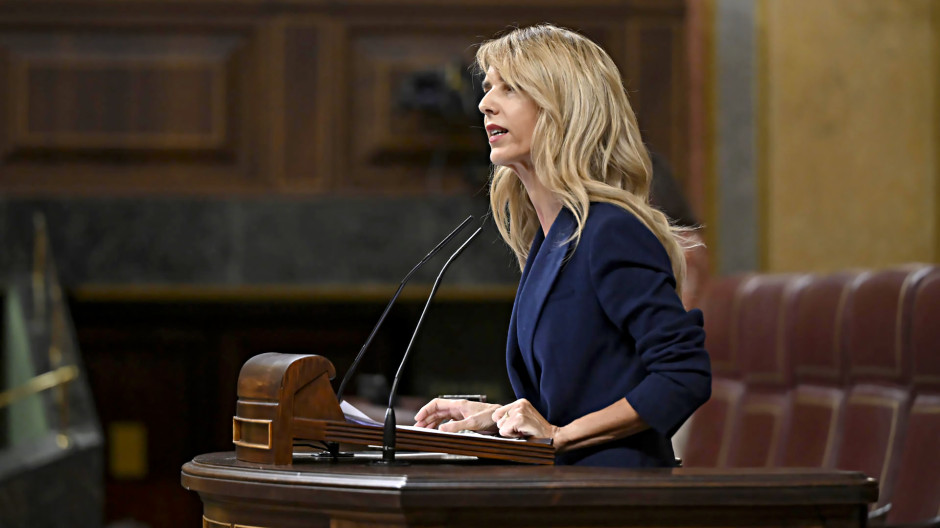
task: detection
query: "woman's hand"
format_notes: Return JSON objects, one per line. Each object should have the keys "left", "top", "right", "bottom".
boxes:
{"left": 414, "top": 398, "right": 500, "bottom": 433}
{"left": 492, "top": 399, "right": 561, "bottom": 444}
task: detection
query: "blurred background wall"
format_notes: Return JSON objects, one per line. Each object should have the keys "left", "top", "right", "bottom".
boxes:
{"left": 0, "top": 0, "right": 937, "bottom": 526}
{"left": 709, "top": 0, "right": 938, "bottom": 273}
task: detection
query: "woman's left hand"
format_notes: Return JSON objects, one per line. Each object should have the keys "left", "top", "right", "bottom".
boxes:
{"left": 492, "top": 399, "right": 561, "bottom": 441}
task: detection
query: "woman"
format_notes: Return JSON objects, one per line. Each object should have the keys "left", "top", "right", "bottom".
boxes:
{"left": 414, "top": 25, "right": 711, "bottom": 467}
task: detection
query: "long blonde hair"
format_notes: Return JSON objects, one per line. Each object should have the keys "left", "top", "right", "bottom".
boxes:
{"left": 478, "top": 24, "right": 689, "bottom": 295}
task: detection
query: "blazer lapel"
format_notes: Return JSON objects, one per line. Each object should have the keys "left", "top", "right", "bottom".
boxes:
{"left": 506, "top": 229, "right": 544, "bottom": 398}
{"left": 515, "top": 210, "right": 575, "bottom": 373}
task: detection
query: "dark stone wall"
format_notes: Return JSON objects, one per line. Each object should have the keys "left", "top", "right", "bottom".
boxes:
{"left": 0, "top": 196, "right": 520, "bottom": 287}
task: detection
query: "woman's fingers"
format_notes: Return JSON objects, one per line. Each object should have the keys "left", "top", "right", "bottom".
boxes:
{"left": 437, "top": 417, "right": 472, "bottom": 433}
{"left": 415, "top": 399, "right": 504, "bottom": 430}
{"left": 438, "top": 409, "right": 497, "bottom": 433}
{"left": 494, "top": 399, "right": 553, "bottom": 438}
{"left": 414, "top": 398, "right": 459, "bottom": 428}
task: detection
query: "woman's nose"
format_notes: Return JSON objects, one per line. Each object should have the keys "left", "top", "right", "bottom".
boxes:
{"left": 478, "top": 93, "right": 495, "bottom": 115}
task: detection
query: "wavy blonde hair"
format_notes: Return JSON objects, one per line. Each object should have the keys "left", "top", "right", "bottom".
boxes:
{"left": 478, "top": 24, "right": 689, "bottom": 295}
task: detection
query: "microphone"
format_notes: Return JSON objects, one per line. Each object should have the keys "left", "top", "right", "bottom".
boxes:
{"left": 377, "top": 225, "right": 484, "bottom": 465}
{"left": 335, "top": 215, "right": 474, "bottom": 403}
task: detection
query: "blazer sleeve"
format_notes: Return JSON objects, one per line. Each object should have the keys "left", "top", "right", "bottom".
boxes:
{"left": 587, "top": 210, "right": 711, "bottom": 438}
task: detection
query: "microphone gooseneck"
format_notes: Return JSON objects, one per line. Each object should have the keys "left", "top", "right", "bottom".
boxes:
{"left": 378, "top": 226, "right": 484, "bottom": 464}
{"left": 334, "top": 215, "right": 473, "bottom": 403}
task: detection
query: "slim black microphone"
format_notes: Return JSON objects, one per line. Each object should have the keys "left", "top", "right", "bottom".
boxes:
{"left": 335, "top": 215, "right": 474, "bottom": 403}
{"left": 377, "top": 225, "right": 484, "bottom": 465}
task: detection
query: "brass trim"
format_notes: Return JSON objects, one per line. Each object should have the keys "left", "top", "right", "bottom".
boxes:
{"left": 0, "top": 365, "right": 79, "bottom": 409}
{"left": 203, "top": 515, "right": 230, "bottom": 528}
{"left": 232, "top": 416, "right": 273, "bottom": 450}
{"left": 202, "top": 514, "right": 270, "bottom": 528}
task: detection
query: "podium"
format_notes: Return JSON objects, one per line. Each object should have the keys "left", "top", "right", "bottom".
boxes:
{"left": 182, "top": 453, "right": 877, "bottom": 527}
{"left": 181, "top": 352, "right": 877, "bottom": 527}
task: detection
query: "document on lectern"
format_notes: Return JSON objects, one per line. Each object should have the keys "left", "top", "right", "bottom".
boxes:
{"left": 339, "top": 400, "right": 553, "bottom": 446}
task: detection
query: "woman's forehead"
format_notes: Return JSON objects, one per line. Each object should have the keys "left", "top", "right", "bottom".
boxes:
{"left": 481, "top": 66, "right": 505, "bottom": 88}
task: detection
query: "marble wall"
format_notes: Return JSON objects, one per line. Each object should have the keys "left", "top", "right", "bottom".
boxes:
{"left": 710, "top": 0, "right": 938, "bottom": 273}
{"left": 0, "top": 196, "right": 519, "bottom": 287}
{"left": 761, "top": 0, "right": 937, "bottom": 272}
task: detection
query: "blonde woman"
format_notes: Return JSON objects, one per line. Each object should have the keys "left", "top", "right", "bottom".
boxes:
{"left": 414, "top": 25, "right": 711, "bottom": 467}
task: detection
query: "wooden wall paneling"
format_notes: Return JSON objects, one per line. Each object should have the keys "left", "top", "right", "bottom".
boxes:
{"left": 280, "top": 16, "right": 332, "bottom": 191}
{"left": 325, "top": 18, "right": 348, "bottom": 191}
{"left": 336, "top": 18, "right": 638, "bottom": 195}
{"left": 340, "top": 21, "right": 490, "bottom": 194}
{"left": 0, "top": 40, "right": 9, "bottom": 164}
{"left": 0, "top": 25, "right": 267, "bottom": 194}
{"left": 0, "top": 2, "right": 691, "bottom": 196}
{"left": 624, "top": 13, "right": 689, "bottom": 185}
{"left": 251, "top": 20, "right": 283, "bottom": 190}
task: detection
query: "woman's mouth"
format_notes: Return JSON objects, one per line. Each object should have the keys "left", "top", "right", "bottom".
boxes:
{"left": 487, "top": 125, "right": 508, "bottom": 143}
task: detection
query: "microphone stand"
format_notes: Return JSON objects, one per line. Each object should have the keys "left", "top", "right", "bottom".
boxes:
{"left": 322, "top": 216, "right": 473, "bottom": 460}
{"left": 375, "top": 226, "right": 483, "bottom": 465}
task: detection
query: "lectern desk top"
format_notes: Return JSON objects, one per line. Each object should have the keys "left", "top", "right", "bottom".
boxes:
{"left": 232, "top": 352, "right": 554, "bottom": 465}
{"left": 182, "top": 452, "right": 878, "bottom": 528}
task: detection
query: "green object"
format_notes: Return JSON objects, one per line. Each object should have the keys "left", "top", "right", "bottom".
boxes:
{"left": 3, "top": 289, "right": 49, "bottom": 446}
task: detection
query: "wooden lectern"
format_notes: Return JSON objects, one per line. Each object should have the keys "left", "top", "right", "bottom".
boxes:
{"left": 181, "top": 352, "right": 878, "bottom": 527}
{"left": 231, "top": 352, "right": 554, "bottom": 465}
{"left": 182, "top": 454, "right": 877, "bottom": 527}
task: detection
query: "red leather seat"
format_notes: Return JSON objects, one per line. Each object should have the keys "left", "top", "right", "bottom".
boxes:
{"left": 683, "top": 274, "right": 750, "bottom": 467}
{"left": 909, "top": 267, "right": 940, "bottom": 394}
{"left": 835, "top": 267, "right": 931, "bottom": 512}
{"left": 886, "top": 267, "right": 940, "bottom": 524}
{"left": 781, "top": 272, "right": 859, "bottom": 468}
{"left": 725, "top": 275, "right": 808, "bottom": 468}
{"left": 682, "top": 379, "right": 745, "bottom": 468}
{"left": 884, "top": 394, "right": 940, "bottom": 524}
{"left": 700, "top": 274, "right": 753, "bottom": 377}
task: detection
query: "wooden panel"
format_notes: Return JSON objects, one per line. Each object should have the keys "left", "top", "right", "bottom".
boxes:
{"left": 12, "top": 59, "right": 227, "bottom": 152}
{"left": 0, "top": 28, "right": 266, "bottom": 193}
{"left": 0, "top": 1, "right": 691, "bottom": 197}
{"left": 339, "top": 21, "right": 629, "bottom": 193}
{"left": 4, "top": 33, "right": 238, "bottom": 152}
{"left": 341, "top": 23, "right": 490, "bottom": 193}
{"left": 626, "top": 17, "right": 688, "bottom": 183}
{"left": 282, "top": 20, "right": 328, "bottom": 189}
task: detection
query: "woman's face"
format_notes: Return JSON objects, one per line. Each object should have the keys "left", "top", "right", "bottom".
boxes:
{"left": 479, "top": 67, "right": 539, "bottom": 172}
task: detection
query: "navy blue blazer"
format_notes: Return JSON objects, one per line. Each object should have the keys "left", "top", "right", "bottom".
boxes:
{"left": 507, "top": 202, "right": 711, "bottom": 467}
